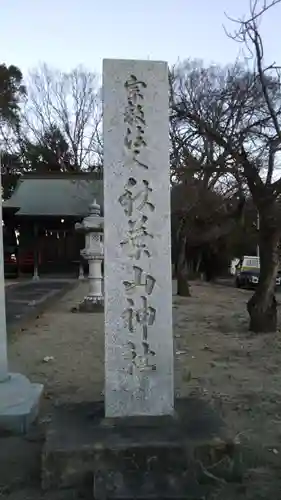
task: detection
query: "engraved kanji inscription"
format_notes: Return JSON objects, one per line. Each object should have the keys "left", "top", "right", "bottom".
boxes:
{"left": 118, "top": 178, "right": 155, "bottom": 217}
{"left": 124, "top": 74, "right": 146, "bottom": 118}
{"left": 120, "top": 215, "right": 153, "bottom": 259}
{"left": 126, "top": 342, "right": 156, "bottom": 374}
{"left": 125, "top": 338, "right": 156, "bottom": 374}
{"left": 122, "top": 298, "right": 135, "bottom": 333}
{"left": 123, "top": 266, "right": 156, "bottom": 295}
{"left": 124, "top": 74, "right": 147, "bottom": 95}
{"left": 124, "top": 74, "right": 148, "bottom": 169}
{"left": 122, "top": 295, "right": 156, "bottom": 333}
{"left": 124, "top": 126, "right": 147, "bottom": 150}
{"left": 136, "top": 295, "right": 156, "bottom": 339}
{"left": 122, "top": 272, "right": 157, "bottom": 374}
{"left": 124, "top": 104, "right": 145, "bottom": 127}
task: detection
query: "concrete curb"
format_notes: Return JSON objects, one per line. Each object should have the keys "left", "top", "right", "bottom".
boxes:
{"left": 6, "top": 280, "right": 79, "bottom": 336}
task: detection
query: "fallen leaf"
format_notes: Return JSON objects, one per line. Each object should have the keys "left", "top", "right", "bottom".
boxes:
{"left": 43, "top": 356, "right": 55, "bottom": 363}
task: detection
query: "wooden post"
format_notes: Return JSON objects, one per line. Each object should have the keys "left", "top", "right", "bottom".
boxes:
{"left": 32, "top": 223, "right": 39, "bottom": 280}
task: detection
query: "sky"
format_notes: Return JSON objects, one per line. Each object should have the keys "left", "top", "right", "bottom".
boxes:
{"left": 1, "top": 0, "right": 281, "bottom": 77}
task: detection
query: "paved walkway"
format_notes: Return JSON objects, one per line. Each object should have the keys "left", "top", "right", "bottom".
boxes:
{"left": 5, "top": 279, "right": 76, "bottom": 333}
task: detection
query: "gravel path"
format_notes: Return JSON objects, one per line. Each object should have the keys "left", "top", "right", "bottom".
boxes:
{"left": 5, "top": 280, "right": 74, "bottom": 333}
{"left": 4, "top": 280, "right": 281, "bottom": 499}
{"left": 8, "top": 282, "right": 104, "bottom": 408}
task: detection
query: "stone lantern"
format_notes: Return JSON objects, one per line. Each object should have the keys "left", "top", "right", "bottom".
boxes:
{"left": 75, "top": 200, "right": 104, "bottom": 312}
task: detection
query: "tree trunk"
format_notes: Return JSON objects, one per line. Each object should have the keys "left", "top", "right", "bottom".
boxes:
{"left": 177, "top": 269, "right": 191, "bottom": 296}
{"left": 176, "top": 235, "right": 191, "bottom": 297}
{"left": 195, "top": 252, "right": 202, "bottom": 274}
{"left": 247, "top": 212, "right": 280, "bottom": 333}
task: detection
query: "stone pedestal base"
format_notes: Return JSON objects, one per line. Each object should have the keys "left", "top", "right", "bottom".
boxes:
{"left": 0, "top": 373, "right": 43, "bottom": 434}
{"left": 42, "top": 399, "right": 241, "bottom": 498}
{"left": 78, "top": 295, "right": 104, "bottom": 313}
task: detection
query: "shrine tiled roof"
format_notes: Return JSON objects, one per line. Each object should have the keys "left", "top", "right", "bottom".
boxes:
{"left": 3, "top": 172, "right": 103, "bottom": 217}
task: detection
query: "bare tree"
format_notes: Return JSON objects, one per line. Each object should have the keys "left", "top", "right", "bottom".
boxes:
{"left": 170, "top": 61, "right": 245, "bottom": 296}
{"left": 171, "top": 1, "right": 281, "bottom": 333}
{"left": 21, "top": 64, "right": 102, "bottom": 170}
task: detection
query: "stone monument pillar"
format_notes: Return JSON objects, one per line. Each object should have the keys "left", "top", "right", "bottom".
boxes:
{"left": 75, "top": 200, "right": 104, "bottom": 312}
{"left": 0, "top": 170, "right": 43, "bottom": 433}
{"left": 43, "top": 60, "right": 235, "bottom": 500}
{"left": 103, "top": 59, "right": 174, "bottom": 417}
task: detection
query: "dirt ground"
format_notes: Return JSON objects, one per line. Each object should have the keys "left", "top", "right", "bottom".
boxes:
{"left": 3, "top": 280, "right": 281, "bottom": 498}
